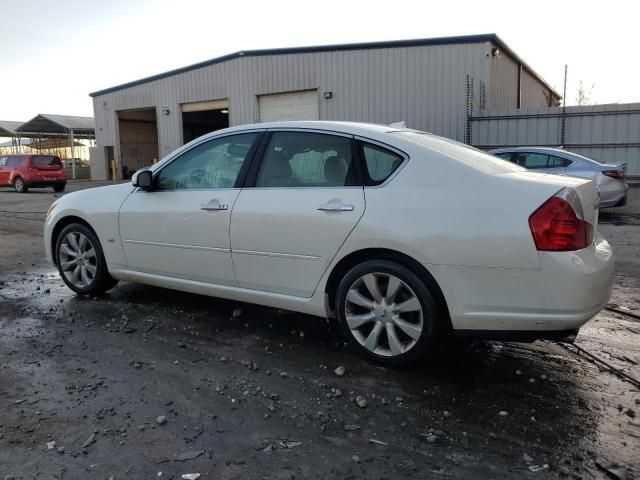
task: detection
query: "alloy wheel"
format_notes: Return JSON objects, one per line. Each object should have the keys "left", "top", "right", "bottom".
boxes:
{"left": 58, "top": 232, "right": 98, "bottom": 288}
{"left": 14, "top": 178, "right": 24, "bottom": 192}
{"left": 344, "top": 272, "right": 423, "bottom": 357}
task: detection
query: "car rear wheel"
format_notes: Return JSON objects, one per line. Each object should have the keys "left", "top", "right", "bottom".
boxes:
{"left": 53, "top": 183, "right": 66, "bottom": 193}
{"left": 336, "top": 260, "right": 438, "bottom": 367}
{"left": 13, "top": 177, "right": 27, "bottom": 193}
{"left": 55, "top": 223, "right": 118, "bottom": 295}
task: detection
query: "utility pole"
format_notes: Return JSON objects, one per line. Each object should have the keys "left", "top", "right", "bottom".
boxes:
{"left": 563, "top": 64, "right": 568, "bottom": 108}
{"left": 561, "top": 64, "right": 568, "bottom": 147}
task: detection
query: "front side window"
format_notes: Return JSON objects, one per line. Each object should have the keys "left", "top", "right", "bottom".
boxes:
{"left": 255, "top": 132, "right": 356, "bottom": 187}
{"left": 361, "top": 142, "right": 404, "bottom": 185}
{"left": 156, "top": 133, "right": 258, "bottom": 190}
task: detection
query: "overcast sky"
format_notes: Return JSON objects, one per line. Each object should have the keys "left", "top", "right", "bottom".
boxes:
{"left": 1, "top": 0, "right": 638, "bottom": 121}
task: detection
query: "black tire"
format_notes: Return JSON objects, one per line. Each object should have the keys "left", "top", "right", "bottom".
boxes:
{"left": 53, "top": 183, "right": 66, "bottom": 193}
{"left": 55, "top": 223, "right": 118, "bottom": 295}
{"left": 13, "top": 177, "right": 27, "bottom": 193}
{"left": 335, "top": 260, "right": 439, "bottom": 367}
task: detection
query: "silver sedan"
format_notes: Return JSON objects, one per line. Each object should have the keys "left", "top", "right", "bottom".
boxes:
{"left": 489, "top": 147, "right": 628, "bottom": 208}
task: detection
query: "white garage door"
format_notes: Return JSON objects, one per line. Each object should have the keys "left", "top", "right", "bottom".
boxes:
{"left": 258, "top": 90, "right": 319, "bottom": 122}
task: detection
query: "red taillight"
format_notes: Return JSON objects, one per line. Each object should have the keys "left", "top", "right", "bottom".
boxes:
{"left": 602, "top": 169, "right": 623, "bottom": 179}
{"left": 529, "top": 188, "right": 593, "bottom": 251}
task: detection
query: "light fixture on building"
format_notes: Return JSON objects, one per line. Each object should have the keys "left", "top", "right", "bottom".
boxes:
{"left": 323, "top": 91, "right": 333, "bottom": 99}
{"left": 161, "top": 105, "right": 170, "bottom": 115}
{"left": 221, "top": 109, "right": 229, "bottom": 114}
{"left": 491, "top": 47, "right": 500, "bottom": 58}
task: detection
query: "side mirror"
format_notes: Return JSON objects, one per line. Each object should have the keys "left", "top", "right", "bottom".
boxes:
{"left": 132, "top": 169, "right": 153, "bottom": 190}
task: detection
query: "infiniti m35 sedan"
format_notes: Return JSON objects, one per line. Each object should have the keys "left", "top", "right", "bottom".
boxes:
{"left": 44, "top": 122, "right": 614, "bottom": 366}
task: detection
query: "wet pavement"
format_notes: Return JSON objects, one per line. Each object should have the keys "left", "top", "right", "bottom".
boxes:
{"left": 0, "top": 182, "right": 639, "bottom": 479}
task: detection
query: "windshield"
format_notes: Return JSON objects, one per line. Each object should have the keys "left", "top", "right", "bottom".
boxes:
{"left": 392, "top": 131, "right": 526, "bottom": 174}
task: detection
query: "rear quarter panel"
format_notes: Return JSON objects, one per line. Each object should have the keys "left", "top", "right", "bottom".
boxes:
{"left": 342, "top": 139, "right": 576, "bottom": 270}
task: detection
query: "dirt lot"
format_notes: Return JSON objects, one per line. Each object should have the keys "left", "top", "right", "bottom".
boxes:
{"left": 0, "top": 181, "right": 639, "bottom": 479}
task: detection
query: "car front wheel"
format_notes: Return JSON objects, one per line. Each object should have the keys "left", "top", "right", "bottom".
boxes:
{"left": 336, "top": 260, "right": 438, "bottom": 367}
{"left": 55, "top": 223, "right": 117, "bottom": 294}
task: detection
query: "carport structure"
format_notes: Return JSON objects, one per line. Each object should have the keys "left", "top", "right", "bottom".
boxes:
{"left": 16, "top": 114, "right": 95, "bottom": 179}
{"left": 0, "top": 121, "right": 24, "bottom": 152}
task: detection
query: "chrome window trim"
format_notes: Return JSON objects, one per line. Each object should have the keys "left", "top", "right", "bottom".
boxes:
{"left": 133, "top": 187, "right": 243, "bottom": 194}
{"left": 265, "top": 127, "right": 354, "bottom": 139}
{"left": 241, "top": 186, "right": 364, "bottom": 191}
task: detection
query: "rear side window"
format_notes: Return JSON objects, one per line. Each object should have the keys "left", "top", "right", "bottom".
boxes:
{"left": 360, "top": 142, "right": 404, "bottom": 185}
{"left": 7, "top": 156, "right": 23, "bottom": 166}
{"left": 513, "top": 153, "right": 548, "bottom": 169}
{"left": 255, "top": 132, "right": 357, "bottom": 187}
{"left": 548, "top": 155, "right": 571, "bottom": 168}
{"left": 32, "top": 155, "right": 62, "bottom": 166}
{"left": 493, "top": 152, "right": 513, "bottom": 161}
{"left": 0, "top": 156, "right": 7, "bottom": 166}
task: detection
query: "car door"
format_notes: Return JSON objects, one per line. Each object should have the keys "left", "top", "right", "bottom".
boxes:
{"left": 118, "top": 131, "right": 262, "bottom": 285}
{"left": 230, "top": 130, "right": 365, "bottom": 297}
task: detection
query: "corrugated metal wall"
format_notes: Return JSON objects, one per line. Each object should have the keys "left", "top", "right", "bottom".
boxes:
{"left": 471, "top": 103, "right": 640, "bottom": 176}
{"left": 488, "top": 48, "right": 556, "bottom": 110}
{"left": 92, "top": 42, "right": 491, "bottom": 175}
{"left": 521, "top": 69, "right": 554, "bottom": 108}
{"left": 489, "top": 51, "right": 518, "bottom": 110}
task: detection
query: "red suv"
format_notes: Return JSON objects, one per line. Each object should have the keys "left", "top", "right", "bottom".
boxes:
{"left": 0, "top": 154, "right": 67, "bottom": 193}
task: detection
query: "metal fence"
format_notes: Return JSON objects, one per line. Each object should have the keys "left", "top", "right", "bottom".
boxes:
{"left": 470, "top": 102, "right": 640, "bottom": 177}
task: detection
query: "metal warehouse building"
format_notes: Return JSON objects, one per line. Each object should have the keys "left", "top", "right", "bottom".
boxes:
{"left": 89, "top": 33, "right": 560, "bottom": 180}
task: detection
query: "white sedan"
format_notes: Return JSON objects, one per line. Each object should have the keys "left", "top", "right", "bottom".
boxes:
{"left": 44, "top": 122, "right": 614, "bottom": 366}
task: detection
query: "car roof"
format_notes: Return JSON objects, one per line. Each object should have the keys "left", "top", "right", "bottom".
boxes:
{"left": 488, "top": 146, "right": 614, "bottom": 167}
{"left": 490, "top": 146, "right": 570, "bottom": 155}
{"left": 204, "top": 120, "right": 401, "bottom": 138}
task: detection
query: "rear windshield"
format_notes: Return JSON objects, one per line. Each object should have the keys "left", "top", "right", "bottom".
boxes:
{"left": 32, "top": 155, "right": 62, "bottom": 166}
{"left": 392, "top": 131, "right": 526, "bottom": 174}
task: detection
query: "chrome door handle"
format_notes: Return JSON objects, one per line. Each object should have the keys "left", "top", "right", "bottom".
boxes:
{"left": 317, "top": 203, "right": 354, "bottom": 212}
{"left": 200, "top": 202, "right": 228, "bottom": 211}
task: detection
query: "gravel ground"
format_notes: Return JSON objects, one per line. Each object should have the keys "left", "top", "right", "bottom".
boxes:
{"left": 0, "top": 181, "right": 638, "bottom": 479}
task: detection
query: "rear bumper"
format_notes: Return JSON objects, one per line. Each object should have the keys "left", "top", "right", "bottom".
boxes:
{"left": 25, "top": 180, "right": 66, "bottom": 188}
{"left": 599, "top": 182, "right": 628, "bottom": 208}
{"left": 429, "top": 234, "right": 615, "bottom": 333}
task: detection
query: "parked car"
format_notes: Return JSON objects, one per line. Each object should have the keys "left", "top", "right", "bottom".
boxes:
{"left": 489, "top": 147, "right": 628, "bottom": 208}
{"left": 0, "top": 154, "right": 66, "bottom": 193}
{"left": 44, "top": 122, "right": 614, "bottom": 366}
